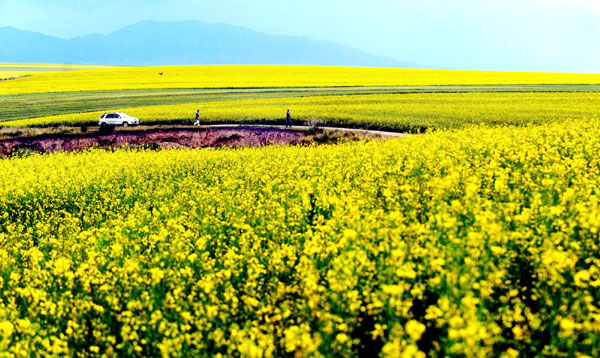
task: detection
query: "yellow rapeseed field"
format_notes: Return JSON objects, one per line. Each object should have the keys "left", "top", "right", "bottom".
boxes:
{"left": 2, "top": 65, "right": 600, "bottom": 95}
{"left": 0, "top": 64, "right": 116, "bottom": 69}
{"left": 0, "top": 64, "right": 117, "bottom": 80}
{"left": 2, "top": 63, "right": 600, "bottom": 357}
{"left": 0, "top": 72, "right": 29, "bottom": 80}
{"left": 1, "top": 119, "right": 600, "bottom": 357}
{"left": 6, "top": 92, "right": 600, "bottom": 131}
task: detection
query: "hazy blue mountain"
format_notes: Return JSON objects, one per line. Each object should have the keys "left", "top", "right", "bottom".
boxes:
{"left": 0, "top": 20, "right": 415, "bottom": 67}
{"left": 0, "top": 26, "right": 69, "bottom": 63}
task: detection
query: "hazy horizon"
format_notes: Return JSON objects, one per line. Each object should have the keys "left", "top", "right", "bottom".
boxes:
{"left": 1, "top": 0, "right": 599, "bottom": 73}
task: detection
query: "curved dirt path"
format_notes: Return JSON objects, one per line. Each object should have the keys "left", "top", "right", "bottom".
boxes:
{"left": 196, "top": 124, "right": 409, "bottom": 138}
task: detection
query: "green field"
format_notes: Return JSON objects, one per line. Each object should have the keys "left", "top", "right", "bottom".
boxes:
{"left": 3, "top": 91, "right": 599, "bottom": 133}
{"left": 1, "top": 84, "right": 600, "bottom": 124}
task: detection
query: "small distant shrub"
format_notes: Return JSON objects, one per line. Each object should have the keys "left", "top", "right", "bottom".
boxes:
{"left": 10, "top": 144, "right": 45, "bottom": 157}
{"left": 306, "top": 126, "right": 324, "bottom": 136}
{"left": 312, "top": 132, "right": 340, "bottom": 144}
{"left": 306, "top": 118, "right": 323, "bottom": 128}
{"left": 5, "top": 130, "right": 24, "bottom": 137}
{"left": 140, "top": 142, "right": 162, "bottom": 151}
{"left": 99, "top": 125, "right": 115, "bottom": 134}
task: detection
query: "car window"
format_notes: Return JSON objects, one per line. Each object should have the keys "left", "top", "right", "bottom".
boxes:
{"left": 115, "top": 114, "right": 121, "bottom": 119}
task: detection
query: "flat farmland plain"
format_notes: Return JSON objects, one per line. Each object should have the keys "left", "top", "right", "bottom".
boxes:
{"left": 4, "top": 91, "right": 599, "bottom": 132}
{"left": 1, "top": 64, "right": 600, "bottom": 357}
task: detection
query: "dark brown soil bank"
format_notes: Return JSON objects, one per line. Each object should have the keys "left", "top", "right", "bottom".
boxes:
{"left": 0, "top": 126, "right": 310, "bottom": 156}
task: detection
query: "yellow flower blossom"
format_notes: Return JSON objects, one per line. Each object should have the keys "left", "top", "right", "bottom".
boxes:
{"left": 405, "top": 320, "right": 426, "bottom": 341}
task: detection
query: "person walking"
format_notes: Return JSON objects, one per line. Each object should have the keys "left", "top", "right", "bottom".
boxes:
{"left": 194, "top": 109, "right": 200, "bottom": 126}
{"left": 286, "top": 109, "right": 292, "bottom": 128}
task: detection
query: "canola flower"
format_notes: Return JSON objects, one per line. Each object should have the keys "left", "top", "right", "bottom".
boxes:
{"left": 5, "top": 92, "right": 600, "bottom": 131}
{"left": 2, "top": 65, "right": 600, "bottom": 95}
{"left": 1, "top": 118, "right": 600, "bottom": 357}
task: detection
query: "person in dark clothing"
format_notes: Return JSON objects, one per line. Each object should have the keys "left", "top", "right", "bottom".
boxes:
{"left": 286, "top": 109, "right": 292, "bottom": 128}
{"left": 194, "top": 109, "right": 200, "bottom": 126}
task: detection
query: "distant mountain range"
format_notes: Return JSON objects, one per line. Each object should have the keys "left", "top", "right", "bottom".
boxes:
{"left": 0, "top": 20, "right": 416, "bottom": 67}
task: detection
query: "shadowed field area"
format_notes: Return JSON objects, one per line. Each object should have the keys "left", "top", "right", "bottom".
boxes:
{"left": 0, "top": 125, "right": 378, "bottom": 155}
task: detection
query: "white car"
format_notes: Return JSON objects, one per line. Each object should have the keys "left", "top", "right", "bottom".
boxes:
{"left": 99, "top": 112, "right": 139, "bottom": 127}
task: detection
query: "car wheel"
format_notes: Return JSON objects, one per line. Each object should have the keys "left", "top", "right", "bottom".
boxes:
{"left": 100, "top": 122, "right": 107, "bottom": 128}
{"left": 123, "top": 122, "right": 129, "bottom": 127}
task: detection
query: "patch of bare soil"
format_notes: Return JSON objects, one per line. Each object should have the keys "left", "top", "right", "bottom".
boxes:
{"left": 0, "top": 126, "right": 312, "bottom": 156}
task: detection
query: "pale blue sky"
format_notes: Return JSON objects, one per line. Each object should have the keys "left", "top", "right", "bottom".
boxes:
{"left": 1, "top": 0, "right": 599, "bottom": 72}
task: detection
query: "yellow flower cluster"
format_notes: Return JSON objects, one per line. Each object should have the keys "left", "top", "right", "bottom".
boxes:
{"left": 1, "top": 118, "right": 600, "bottom": 356}
{"left": 2, "top": 65, "right": 600, "bottom": 95}
{"left": 5, "top": 92, "right": 600, "bottom": 130}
